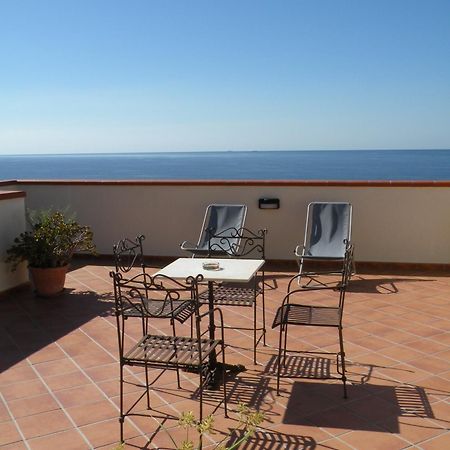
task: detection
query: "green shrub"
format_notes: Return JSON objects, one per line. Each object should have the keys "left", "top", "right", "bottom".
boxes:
{"left": 6, "top": 209, "right": 96, "bottom": 270}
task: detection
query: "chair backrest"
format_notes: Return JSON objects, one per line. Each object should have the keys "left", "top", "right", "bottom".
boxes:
{"left": 208, "top": 227, "right": 266, "bottom": 259}
{"left": 113, "top": 235, "right": 145, "bottom": 273}
{"left": 197, "top": 204, "right": 247, "bottom": 252}
{"left": 303, "top": 202, "right": 352, "bottom": 259}
{"left": 110, "top": 271, "right": 201, "bottom": 319}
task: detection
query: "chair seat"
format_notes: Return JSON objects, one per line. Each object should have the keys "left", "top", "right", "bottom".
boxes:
{"left": 123, "top": 334, "right": 221, "bottom": 367}
{"left": 123, "top": 300, "right": 195, "bottom": 323}
{"left": 272, "top": 304, "right": 341, "bottom": 328}
{"left": 199, "top": 284, "right": 262, "bottom": 307}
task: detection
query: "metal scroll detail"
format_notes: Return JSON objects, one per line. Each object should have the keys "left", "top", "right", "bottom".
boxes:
{"left": 207, "top": 227, "right": 267, "bottom": 258}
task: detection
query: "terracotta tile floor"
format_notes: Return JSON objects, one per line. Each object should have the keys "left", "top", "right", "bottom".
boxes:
{"left": 1, "top": 260, "right": 450, "bottom": 449}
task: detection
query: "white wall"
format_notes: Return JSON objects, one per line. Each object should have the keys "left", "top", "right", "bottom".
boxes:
{"left": 13, "top": 182, "right": 450, "bottom": 264}
{"left": 0, "top": 193, "right": 28, "bottom": 292}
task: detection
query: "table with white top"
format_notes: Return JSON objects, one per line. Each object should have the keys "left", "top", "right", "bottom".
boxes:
{"left": 156, "top": 257, "right": 265, "bottom": 385}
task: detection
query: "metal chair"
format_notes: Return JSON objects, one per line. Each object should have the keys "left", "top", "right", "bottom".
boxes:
{"left": 181, "top": 204, "right": 247, "bottom": 257}
{"left": 295, "top": 202, "right": 354, "bottom": 288}
{"left": 200, "top": 227, "right": 267, "bottom": 364}
{"left": 112, "top": 235, "right": 196, "bottom": 388}
{"left": 272, "top": 245, "right": 353, "bottom": 398}
{"left": 111, "top": 271, "right": 228, "bottom": 446}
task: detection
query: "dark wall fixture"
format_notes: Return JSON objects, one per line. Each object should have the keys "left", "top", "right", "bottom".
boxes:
{"left": 258, "top": 198, "right": 280, "bottom": 209}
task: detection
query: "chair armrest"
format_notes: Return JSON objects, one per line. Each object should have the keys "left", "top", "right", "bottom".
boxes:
{"left": 180, "top": 240, "right": 198, "bottom": 252}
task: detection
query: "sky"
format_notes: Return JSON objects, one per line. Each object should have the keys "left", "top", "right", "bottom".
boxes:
{"left": 0, "top": 0, "right": 449, "bottom": 154}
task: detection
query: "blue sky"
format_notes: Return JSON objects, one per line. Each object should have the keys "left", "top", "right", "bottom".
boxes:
{"left": 1, "top": 0, "right": 449, "bottom": 154}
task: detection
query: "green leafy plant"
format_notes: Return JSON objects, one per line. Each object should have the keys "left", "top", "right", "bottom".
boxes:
{"left": 6, "top": 209, "right": 96, "bottom": 270}
{"left": 167, "top": 403, "right": 264, "bottom": 450}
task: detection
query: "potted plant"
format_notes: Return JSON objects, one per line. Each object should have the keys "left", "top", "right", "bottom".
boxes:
{"left": 6, "top": 209, "right": 96, "bottom": 297}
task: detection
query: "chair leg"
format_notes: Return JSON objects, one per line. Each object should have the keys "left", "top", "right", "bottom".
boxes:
{"left": 276, "top": 324, "right": 284, "bottom": 395}
{"left": 261, "top": 291, "right": 266, "bottom": 346}
{"left": 297, "top": 257, "right": 304, "bottom": 287}
{"left": 221, "top": 342, "right": 228, "bottom": 418}
{"left": 171, "top": 319, "right": 181, "bottom": 389}
{"left": 338, "top": 327, "right": 348, "bottom": 399}
{"left": 144, "top": 362, "right": 151, "bottom": 409}
{"left": 282, "top": 323, "right": 288, "bottom": 367}
{"left": 253, "top": 299, "right": 257, "bottom": 364}
{"left": 119, "top": 363, "right": 125, "bottom": 443}
{"left": 198, "top": 364, "right": 203, "bottom": 450}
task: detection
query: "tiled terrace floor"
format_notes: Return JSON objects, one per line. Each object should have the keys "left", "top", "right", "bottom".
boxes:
{"left": 1, "top": 260, "right": 450, "bottom": 449}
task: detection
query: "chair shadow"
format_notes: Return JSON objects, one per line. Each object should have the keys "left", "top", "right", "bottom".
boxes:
{"left": 263, "top": 354, "right": 441, "bottom": 434}
{"left": 347, "top": 275, "right": 434, "bottom": 294}
{"left": 264, "top": 354, "right": 335, "bottom": 380}
{"left": 225, "top": 429, "right": 316, "bottom": 449}
{"left": 283, "top": 382, "right": 436, "bottom": 433}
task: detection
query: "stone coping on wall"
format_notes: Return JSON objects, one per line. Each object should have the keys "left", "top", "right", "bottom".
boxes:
{"left": 5, "top": 179, "right": 450, "bottom": 187}
{"left": 0, "top": 190, "right": 26, "bottom": 201}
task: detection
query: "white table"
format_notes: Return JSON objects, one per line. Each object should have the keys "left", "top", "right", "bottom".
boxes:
{"left": 156, "top": 257, "right": 265, "bottom": 385}
{"left": 156, "top": 257, "right": 264, "bottom": 283}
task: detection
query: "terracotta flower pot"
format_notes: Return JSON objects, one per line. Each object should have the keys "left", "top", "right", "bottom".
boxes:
{"left": 29, "top": 265, "right": 69, "bottom": 297}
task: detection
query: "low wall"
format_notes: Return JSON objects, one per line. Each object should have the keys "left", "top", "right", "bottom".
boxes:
{"left": 0, "top": 190, "right": 28, "bottom": 293}
{"left": 5, "top": 180, "right": 450, "bottom": 266}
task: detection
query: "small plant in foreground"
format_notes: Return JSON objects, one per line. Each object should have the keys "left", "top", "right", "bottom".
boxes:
{"left": 167, "top": 403, "right": 265, "bottom": 450}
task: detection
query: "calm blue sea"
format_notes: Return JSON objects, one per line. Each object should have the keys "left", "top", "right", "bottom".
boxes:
{"left": 1, "top": 150, "right": 449, "bottom": 181}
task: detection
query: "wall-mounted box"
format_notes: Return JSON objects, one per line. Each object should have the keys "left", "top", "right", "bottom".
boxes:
{"left": 258, "top": 198, "right": 280, "bottom": 209}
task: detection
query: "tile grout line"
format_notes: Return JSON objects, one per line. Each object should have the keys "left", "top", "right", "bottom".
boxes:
{"left": 24, "top": 357, "right": 94, "bottom": 449}
{"left": 0, "top": 392, "right": 32, "bottom": 450}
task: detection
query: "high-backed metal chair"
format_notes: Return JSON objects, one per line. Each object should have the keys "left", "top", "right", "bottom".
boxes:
{"left": 181, "top": 204, "right": 247, "bottom": 257}
{"left": 200, "top": 227, "right": 267, "bottom": 364}
{"left": 272, "top": 245, "right": 353, "bottom": 398}
{"left": 113, "top": 235, "right": 195, "bottom": 388}
{"left": 295, "top": 202, "right": 354, "bottom": 287}
{"left": 111, "top": 271, "right": 228, "bottom": 445}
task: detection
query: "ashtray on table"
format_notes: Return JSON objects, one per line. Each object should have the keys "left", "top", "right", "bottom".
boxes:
{"left": 202, "top": 261, "right": 220, "bottom": 271}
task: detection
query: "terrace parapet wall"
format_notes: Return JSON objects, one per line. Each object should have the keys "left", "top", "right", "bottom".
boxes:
{"left": 1, "top": 179, "right": 449, "bottom": 269}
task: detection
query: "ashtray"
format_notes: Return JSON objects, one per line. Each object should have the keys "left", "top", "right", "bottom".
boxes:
{"left": 202, "top": 261, "right": 220, "bottom": 271}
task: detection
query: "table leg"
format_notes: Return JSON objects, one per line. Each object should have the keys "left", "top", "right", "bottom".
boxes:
{"left": 206, "top": 281, "right": 246, "bottom": 390}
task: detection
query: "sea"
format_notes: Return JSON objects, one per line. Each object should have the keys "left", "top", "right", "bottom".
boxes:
{"left": 1, "top": 149, "right": 449, "bottom": 181}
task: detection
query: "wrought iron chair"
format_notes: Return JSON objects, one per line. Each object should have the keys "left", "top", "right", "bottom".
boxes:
{"left": 272, "top": 245, "right": 353, "bottom": 398}
{"left": 111, "top": 271, "right": 228, "bottom": 446}
{"left": 295, "top": 202, "right": 354, "bottom": 288}
{"left": 180, "top": 204, "right": 248, "bottom": 257}
{"left": 112, "top": 235, "right": 196, "bottom": 386}
{"left": 200, "top": 227, "right": 267, "bottom": 364}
